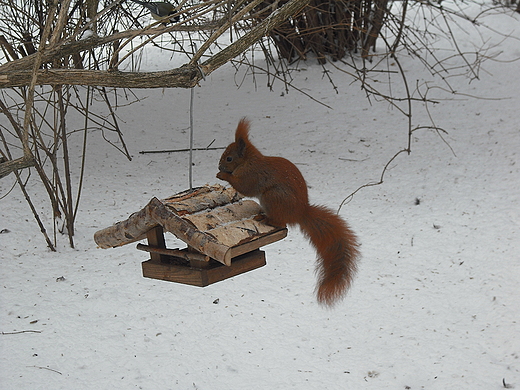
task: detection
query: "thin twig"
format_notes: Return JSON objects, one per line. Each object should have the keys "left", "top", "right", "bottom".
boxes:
{"left": 338, "top": 148, "right": 409, "bottom": 213}
{"left": 139, "top": 146, "right": 226, "bottom": 154}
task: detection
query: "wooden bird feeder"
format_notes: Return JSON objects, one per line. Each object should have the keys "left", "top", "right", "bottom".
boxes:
{"left": 94, "top": 184, "right": 287, "bottom": 287}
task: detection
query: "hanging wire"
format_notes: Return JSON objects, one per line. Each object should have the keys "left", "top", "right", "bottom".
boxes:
{"left": 188, "top": 42, "right": 198, "bottom": 190}
{"left": 189, "top": 84, "right": 195, "bottom": 190}
{"left": 188, "top": 43, "right": 206, "bottom": 190}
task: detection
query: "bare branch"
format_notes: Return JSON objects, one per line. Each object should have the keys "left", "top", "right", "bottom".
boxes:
{"left": 0, "top": 66, "right": 200, "bottom": 88}
{"left": 0, "top": 156, "right": 35, "bottom": 179}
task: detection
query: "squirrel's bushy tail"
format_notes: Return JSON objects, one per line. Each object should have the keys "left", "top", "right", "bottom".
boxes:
{"left": 300, "top": 204, "right": 360, "bottom": 306}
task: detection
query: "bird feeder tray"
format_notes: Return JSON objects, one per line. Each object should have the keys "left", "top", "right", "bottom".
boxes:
{"left": 94, "top": 184, "right": 287, "bottom": 286}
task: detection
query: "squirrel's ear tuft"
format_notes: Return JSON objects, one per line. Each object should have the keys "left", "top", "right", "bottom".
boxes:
{"left": 235, "top": 117, "right": 250, "bottom": 143}
{"left": 237, "top": 138, "right": 246, "bottom": 158}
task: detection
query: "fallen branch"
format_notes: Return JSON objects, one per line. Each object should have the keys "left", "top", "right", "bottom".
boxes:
{"left": 1, "top": 330, "right": 42, "bottom": 334}
{"left": 26, "top": 365, "right": 62, "bottom": 375}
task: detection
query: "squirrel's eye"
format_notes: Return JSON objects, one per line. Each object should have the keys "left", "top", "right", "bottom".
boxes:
{"left": 226, "top": 156, "right": 233, "bottom": 162}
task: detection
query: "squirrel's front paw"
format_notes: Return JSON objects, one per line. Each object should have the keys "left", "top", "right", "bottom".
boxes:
{"left": 257, "top": 214, "right": 286, "bottom": 229}
{"left": 253, "top": 213, "right": 266, "bottom": 222}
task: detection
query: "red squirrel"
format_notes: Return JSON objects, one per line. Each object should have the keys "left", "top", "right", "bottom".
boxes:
{"left": 216, "top": 118, "right": 360, "bottom": 306}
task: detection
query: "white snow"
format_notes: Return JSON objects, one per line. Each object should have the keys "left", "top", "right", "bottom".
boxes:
{"left": 1, "top": 5, "right": 519, "bottom": 390}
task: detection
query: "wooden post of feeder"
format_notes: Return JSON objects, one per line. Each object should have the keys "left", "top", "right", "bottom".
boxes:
{"left": 146, "top": 226, "right": 166, "bottom": 262}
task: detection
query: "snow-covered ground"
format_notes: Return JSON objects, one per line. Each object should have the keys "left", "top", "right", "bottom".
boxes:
{"left": 1, "top": 5, "right": 519, "bottom": 390}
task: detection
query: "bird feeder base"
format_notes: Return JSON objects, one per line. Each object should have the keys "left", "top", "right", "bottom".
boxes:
{"left": 142, "top": 249, "right": 266, "bottom": 287}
